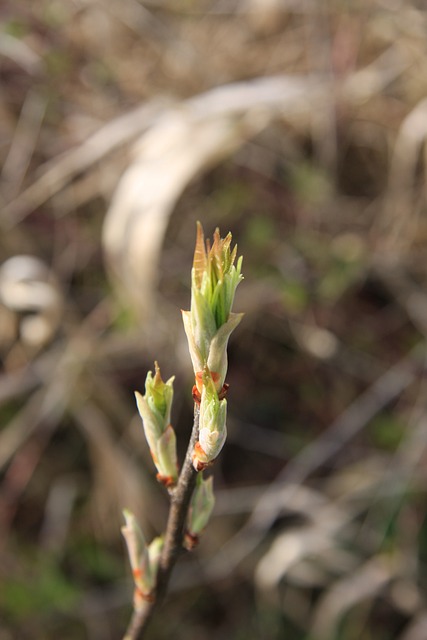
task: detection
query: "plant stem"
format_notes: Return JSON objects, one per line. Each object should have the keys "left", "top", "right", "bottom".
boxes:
{"left": 123, "top": 404, "right": 200, "bottom": 640}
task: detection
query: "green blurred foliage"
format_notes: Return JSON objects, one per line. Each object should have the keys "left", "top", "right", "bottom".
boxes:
{"left": 1, "top": 556, "right": 78, "bottom": 620}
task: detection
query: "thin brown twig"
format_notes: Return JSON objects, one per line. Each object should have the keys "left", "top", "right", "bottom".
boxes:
{"left": 123, "top": 404, "right": 200, "bottom": 640}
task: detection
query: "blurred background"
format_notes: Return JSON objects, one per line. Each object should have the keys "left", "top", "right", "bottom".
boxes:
{"left": 2, "top": 1, "right": 427, "bottom": 639}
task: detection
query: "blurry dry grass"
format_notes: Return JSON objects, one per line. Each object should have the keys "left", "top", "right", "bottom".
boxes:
{"left": 2, "top": 1, "right": 427, "bottom": 639}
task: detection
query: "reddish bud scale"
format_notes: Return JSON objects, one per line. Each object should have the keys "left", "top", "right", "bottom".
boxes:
{"left": 184, "top": 531, "right": 200, "bottom": 551}
{"left": 195, "top": 370, "right": 220, "bottom": 394}
{"left": 219, "top": 383, "right": 229, "bottom": 400}
{"left": 192, "top": 384, "right": 201, "bottom": 405}
{"left": 156, "top": 473, "right": 177, "bottom": 488}
{"left": 134, "top": 586, "right": 155, "bottom": 606}
{"left": 192, "top": 372, "right": 229, "bottom": 405}
{"left": 192, "top": 442, "right": 216, "bottom": 471}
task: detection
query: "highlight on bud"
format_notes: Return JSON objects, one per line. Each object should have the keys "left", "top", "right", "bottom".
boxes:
{"left": 135, "top": 362, "right": 178, "bottom": 487}
{"left": 192, "top": 367, "right": 227, "bottom": 471}
{"left": 185, "top": 474, "right": 215, "bottom": 550}
{"left": 182, "top": 222, "right": 243, "bottom": 394}
{"left": 121, "top": 509, "right": 163, "bottom": 608}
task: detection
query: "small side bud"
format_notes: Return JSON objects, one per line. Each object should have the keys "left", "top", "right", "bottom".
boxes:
{"left": 185, "top": 475, "right": 215, "bottom": 550}
{"left": 121, "top": 510, "right": 163, "bottom": 608}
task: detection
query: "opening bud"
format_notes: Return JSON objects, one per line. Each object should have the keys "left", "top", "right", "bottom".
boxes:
{"left": 182, "top": 222, "right": 243, "bottom": 393}
{"left": 135, "top": 362, "right": 178, "bottom": 487}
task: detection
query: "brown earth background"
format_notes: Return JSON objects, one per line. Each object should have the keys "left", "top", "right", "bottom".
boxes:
{"left": 2, "top": 1, "right": 427, "bottom": 639}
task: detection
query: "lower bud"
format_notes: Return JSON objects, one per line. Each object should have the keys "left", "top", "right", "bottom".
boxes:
{"left": 184, "top": 531, "right": 200, "bottom": 551}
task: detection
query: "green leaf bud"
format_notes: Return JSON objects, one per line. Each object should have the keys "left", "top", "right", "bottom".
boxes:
{"left": 192, "top": 367, "right": 227, "bottom": 471}
{"left": 135, "top": 362, "right": 178, "bottom": 487}
{"left": 121, "top": 510, "right": 163, "bottom": 608}
{"left": 182, "top": 223, "right": 243, "bottom": 394}
{"left": 185, "top": 475, "right": 215, "bottom": 549}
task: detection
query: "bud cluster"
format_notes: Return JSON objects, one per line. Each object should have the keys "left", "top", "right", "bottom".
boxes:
{"left": 182, "top": 223, "right": 243, "bottom": 470}
{"left": 123, "top": 223, "right": 243, "bottom": 616}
